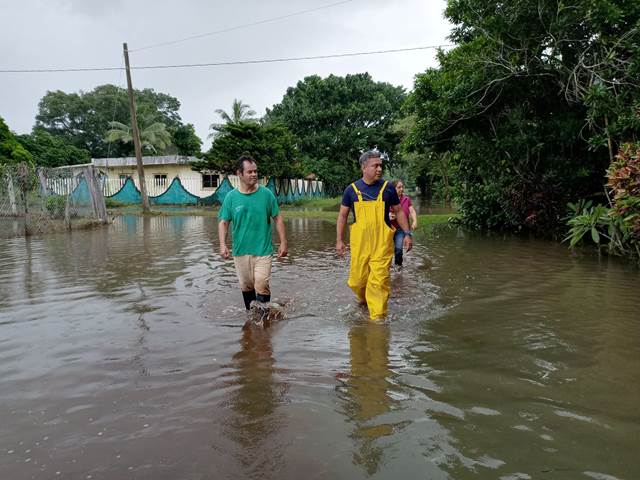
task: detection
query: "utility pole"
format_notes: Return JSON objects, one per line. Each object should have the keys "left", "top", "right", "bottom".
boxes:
{"left": 123, "top": 42, "right": 151, "bottom": 213}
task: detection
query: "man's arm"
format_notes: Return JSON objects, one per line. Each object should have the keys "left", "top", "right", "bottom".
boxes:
{"left": 218, "top": 219, "right": 231, "bottom": 259}
{"left": 336, "top": 205, "right": 350, "bottom": 256}
{"left": 392, "top": 205, "right": 413, "bottom": 252}
{"left": 273, "top": 215, "right": 288, "bottom": 257}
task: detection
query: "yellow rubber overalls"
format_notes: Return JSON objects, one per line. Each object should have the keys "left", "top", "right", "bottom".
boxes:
{"left": 348, "top": 181, "right": 395, "bottom": 319}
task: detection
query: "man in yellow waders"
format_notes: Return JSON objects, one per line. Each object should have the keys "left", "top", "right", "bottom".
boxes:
{"left": 336, "top": 151, "right": 413, "bottom": 319}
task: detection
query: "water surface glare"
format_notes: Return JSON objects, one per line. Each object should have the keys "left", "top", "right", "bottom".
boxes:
{"left": 0, "top": 216, "right": 638, "bottom": 480}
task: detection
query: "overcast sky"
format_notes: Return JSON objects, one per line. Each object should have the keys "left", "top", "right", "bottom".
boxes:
{"left": 0, "top": 0, "right": 452, "bottom": 149}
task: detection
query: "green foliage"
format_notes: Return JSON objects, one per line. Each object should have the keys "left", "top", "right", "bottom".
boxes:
{"left": 564, "top": 142, "right": 640, "bottom": 258}
{"left": 0, "top": 116, "right": 34, "bottom": 166}
{"left": 171, "top": 123, "right": 202, "bottom": 156}
{"left": 209, "top": 99, "right": 257, "bottom": 139}
{"left": 393, "top": 122, "right": 456, "bottom": 200}
{"left": 44, "top": 195, "right": 67, "bottom": 218}
{"left": 194, "top": 121, "right": 301, "bottom": 178}
{"left": 606, "top": 142, "right": 640, "bottom": 254}
{"left": 564, "top": 201, "right": 611, "bottom": 248}
{"left": 18, "top": 129, "right": 90, "bottom": 168}
{"left": 266, "top": 73, "right": 406, "bottom": 193}
{"left": 406, "top": 0, "right": 640, "bottom": 234}
{"left": 35, "top": 85, "right": 185, "bottom": 157}
{"left": 105, "top": 116, "right": 172, "bottom": 154}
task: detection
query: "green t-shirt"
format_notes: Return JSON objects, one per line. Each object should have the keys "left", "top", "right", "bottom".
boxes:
{"left": 218, "top": 186, "right": 280, "bottom": 256}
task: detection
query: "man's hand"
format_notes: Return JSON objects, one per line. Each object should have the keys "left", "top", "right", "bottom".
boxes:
{"left": 277, "top": 242, "right": 288, "bottom": 258}
{"left": 403, "top": 234, "right": 413, "bottom": 253}
{"left": 220, "top": 244, "right": 230, "bottom": 259}
{"left": 336, "top": 205, "right": 350, "bottom": 258}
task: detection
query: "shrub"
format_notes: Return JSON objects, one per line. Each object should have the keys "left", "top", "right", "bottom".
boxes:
{"left": 607, "top": 143, "right": 640, "bottom": 252}
{"left": 565, "top": 142, "right": 640, "bottom": 258}
{"left": 44, "top": 195, "right": 66, "bottom": 217}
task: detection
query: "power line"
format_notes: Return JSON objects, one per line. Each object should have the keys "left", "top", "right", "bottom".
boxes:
{"left": 131, "top": 0, "right": 355, "bottom": 53}
{"left": 0, "top": 45, "right": 453, "bottom": 74}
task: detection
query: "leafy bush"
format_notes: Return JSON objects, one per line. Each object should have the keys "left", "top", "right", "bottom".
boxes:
{"left": 565, "top": 142, "right": 640, "bottom": 258}
{"left": 45, "top": 195, "right": 66, "bottom": 217}
{"left": 564, "top": 201, "right": 610, "bottom": 247}
{"left": 606, "top": 143, "right": 640, "bottom": 256}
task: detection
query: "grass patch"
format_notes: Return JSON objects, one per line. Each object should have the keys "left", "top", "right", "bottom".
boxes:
{"left": 105, "top": 198, "right": 126, "bottom": 208}
{"left": 107, "top": 203, "right": 460, "bottom": 226}
{"left": 416, "top": 214, "right": 459, "bottom": 226}
{"left": 281, "top": 196, "right": 342, "bottom": 210}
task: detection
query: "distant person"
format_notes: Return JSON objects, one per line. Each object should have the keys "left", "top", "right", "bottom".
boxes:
{"left": 218, "top": 155, "right": 288, "bottom": 311}
{"left": 336, "top": 151, "right": 413, "bottom": 319}
{"left": 389, "top": 180, "right": 418, "bottom": 266}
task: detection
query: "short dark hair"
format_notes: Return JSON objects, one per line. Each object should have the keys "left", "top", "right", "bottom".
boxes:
{"left": 235, "top": 155, "right": 257, "bottom": 174}
{"left": 359, "top": 150, "right": 382, "bottom": 167}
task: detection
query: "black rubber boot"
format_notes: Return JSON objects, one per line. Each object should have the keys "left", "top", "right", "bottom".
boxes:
{"left": 394, "top": 249, "right": 403, "bottom": 266}
{"left": 242, "top": 290, "right": 256, "bottom": 310}
{"left": 256, "top": 293, "right": 271, "bottom": 303}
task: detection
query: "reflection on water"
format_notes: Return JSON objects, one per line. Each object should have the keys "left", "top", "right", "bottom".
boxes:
{"left": 343, "top": 322, "right": 394, "bottom": 475}
{"left": 0, "top": 216, "right": 638, "bottom": 480}
{"left": 222, "top": 327, "right": 288, "bottom": 480}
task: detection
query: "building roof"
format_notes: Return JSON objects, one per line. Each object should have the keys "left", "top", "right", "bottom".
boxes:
{"left": 91, "top": 155, "right": 202, "bottom": 167}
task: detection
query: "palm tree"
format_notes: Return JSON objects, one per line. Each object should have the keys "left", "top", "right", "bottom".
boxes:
{"left": 208, "top": 98, "right": 257, "bottom": 139}
{"left": 106, "top": 116, "right": 172, "bottom": 154}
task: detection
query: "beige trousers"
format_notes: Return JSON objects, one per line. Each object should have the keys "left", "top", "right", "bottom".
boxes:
{"left": 233, "top": 255, "right": 272, "bottom": 295}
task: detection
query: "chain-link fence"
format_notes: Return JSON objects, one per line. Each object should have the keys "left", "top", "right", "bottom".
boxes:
{"left": 0, "top": 163, "right": 109, "bottom": 237}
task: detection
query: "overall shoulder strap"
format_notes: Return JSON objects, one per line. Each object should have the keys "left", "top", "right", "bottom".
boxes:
{"left": 376, "top": 181, "right": 388, "bottom": 201}
{"left": 351, "top": 183, "right": 363, "bottom": 201}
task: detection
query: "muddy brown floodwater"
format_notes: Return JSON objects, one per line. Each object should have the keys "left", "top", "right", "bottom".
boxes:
{"left": 0, "top": 215, "right": 638, "bottom": 479}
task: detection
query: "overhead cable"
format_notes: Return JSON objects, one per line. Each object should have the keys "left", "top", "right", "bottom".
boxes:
{"left": 0, "top": 45, "right": 453, "bottom": 74}
{"left": 131, "top": 0, "right": 355, "bottom": 52}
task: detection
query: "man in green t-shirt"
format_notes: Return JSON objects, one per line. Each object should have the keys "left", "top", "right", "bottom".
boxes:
{"left": 218, "top": 155, "right": 288, "bottom": 310}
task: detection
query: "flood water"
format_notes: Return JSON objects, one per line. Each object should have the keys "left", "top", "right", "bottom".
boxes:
{"left": 0, "top": 216, "right": 638, "bottom": 480}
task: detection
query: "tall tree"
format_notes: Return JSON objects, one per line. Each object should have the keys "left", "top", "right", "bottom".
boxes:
{"left": 171, "top": 123, "right": 202, "bottom": 156}
{"left": 194, "top": 121, "right": 300, "bottom": 178}
{"left": 266, "top": 73, "right": 406, "bottom": 193}
{"left": 18, "top": 129, "right": 90, "bottom": 168}
{"left": 105, "top": 116, "right": 172, "bottom": 154}
{"left": 0, "top": 116, "right": 33, "bottom": 166}
{"left": 35, "top": 85, "right": 185, "bottom": 158}
{"left": 407, "top": 0, "right": 640, "bottom": 233}
{"left": 209, "top": 98, "right": 257, "bottom": 139}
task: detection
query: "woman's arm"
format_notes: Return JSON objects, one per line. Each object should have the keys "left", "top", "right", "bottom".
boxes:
{"left": 409, "top": 205, "right": 418, "bottom": 230}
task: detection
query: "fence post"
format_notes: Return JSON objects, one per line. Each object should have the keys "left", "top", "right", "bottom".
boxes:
{"left": 37, "top": 169, "right": 49, "bottom": 196}
{"left": 64, "top": 194, "right": 71, "bottom": 230}
{"left": 5, "top": 171, "right": 18, "bottom": 215}
{"left": 83, "top": 166, "right": 108, "bottom": 223}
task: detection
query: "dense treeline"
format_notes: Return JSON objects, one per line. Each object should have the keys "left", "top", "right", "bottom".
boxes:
{"left": 265, "top": 73, "right": 406, "bottom": 194}
{"left": 27, "top": 85, "right": 202, "bottom": 165}
{"left": 404, "top": 0, "right": 640, "bottom": 238}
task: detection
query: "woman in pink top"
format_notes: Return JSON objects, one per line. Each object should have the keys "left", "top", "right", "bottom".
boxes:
{"left": 390, "top": 180, "right": 418, "bottom": 266}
